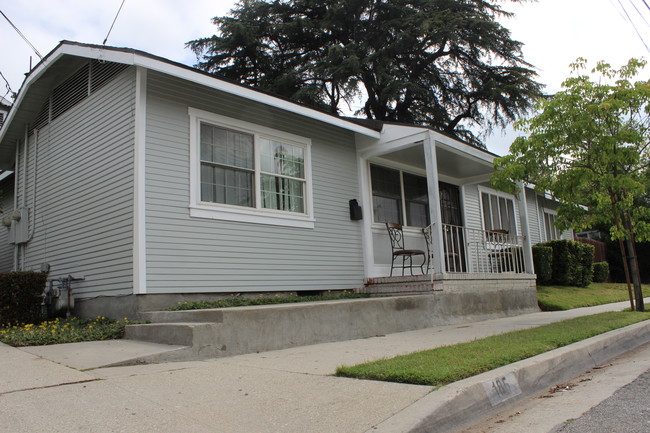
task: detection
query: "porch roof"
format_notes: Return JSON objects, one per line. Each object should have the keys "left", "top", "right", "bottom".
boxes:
{"left": 361, "top": 123, "right": 497, "bottom": 183}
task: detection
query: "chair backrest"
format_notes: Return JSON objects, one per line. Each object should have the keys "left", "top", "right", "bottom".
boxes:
{"left": 385, "top": 223, "right": 405, "bottom": 251}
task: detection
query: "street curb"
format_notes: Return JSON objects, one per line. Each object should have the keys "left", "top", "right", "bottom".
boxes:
{"left": 366, "top": 319, "right": 650, "bottom": 433}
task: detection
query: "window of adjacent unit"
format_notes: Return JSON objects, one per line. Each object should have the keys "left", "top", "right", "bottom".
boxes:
{"left": 480, "top": 190, "right": 517, "bottom": 234}
{"left": 370, "top": 164, "right": 430, "bottom": 227}
{"left": 189, "top": 108, "right": 313, "bottom": 228}
{"left": 544, "top": 210, "right": 561, "bottom": 241}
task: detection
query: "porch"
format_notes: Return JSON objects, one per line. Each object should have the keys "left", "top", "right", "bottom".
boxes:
{"left": 357, "top": 125, "right": 536, "bottom": 296}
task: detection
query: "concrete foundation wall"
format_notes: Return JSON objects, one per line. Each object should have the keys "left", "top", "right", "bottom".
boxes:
{"left": 124, "top": 285, "right": 540, "bottom": 361}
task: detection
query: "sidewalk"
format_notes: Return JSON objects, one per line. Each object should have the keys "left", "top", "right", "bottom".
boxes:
{"left": 2, "top": 300, "right": 649, "bottom": 433}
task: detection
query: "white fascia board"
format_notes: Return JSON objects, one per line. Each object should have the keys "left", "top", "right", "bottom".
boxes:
{"left": 359, "top": 131, "right": 427, "bottom": 158}
{"left": 0, "top": 171, "right": 13, "bottom": 182}
{"left": 1, "top": 43, "right": 381, "bottom": 142}
{"left": 83, "top": 45, "right": 380, "bottom": 138}
{"left": 430, "top": 131, "right": 495, "bottom": 165}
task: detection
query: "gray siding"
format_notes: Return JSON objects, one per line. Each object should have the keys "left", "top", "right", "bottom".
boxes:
{"left": 0, "top": 178, "right": 14, "bottom": 271}
{"left": 18, "top": 67, "right": 135, "bottom": 297}
{"left": 144, "top": 72, "right": 364, "bottom": 293}
{"left": 461, "top": 184, "right": 482, "bottom": 231}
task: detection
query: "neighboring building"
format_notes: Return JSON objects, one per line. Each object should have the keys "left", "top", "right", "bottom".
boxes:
{"left": 0, "top": 96, "right": 11, "bottom": 129}
{"left": 0, "top": 41, "right": 571, "bottom": 318}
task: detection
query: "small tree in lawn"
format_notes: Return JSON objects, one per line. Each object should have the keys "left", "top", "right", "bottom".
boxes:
{"left": 492, "top": 58, "right": 650, "bottom": 311}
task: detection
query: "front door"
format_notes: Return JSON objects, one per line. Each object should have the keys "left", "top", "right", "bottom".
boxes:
{"left": 439, "top": 182, "right": 466, "bottom": 271}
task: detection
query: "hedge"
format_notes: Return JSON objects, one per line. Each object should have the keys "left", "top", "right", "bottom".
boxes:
{"left": 532, "top": 245, "right": 553, "bottom": 285}
{"left": 543, "top": 240, "right": 595, "bottom": 287}
{"left": 592, "top": 262, "right": 610, "bottom": 283}
{"left": 0, "top": 272, "right": 49, "bottom": 326}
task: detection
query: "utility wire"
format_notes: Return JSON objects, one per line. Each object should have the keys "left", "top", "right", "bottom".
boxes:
{"left": 0, "top": 70, "right": 13, "bottom": 97}
{"left": 103, "top": 0, "right": 127, "bottom": 45}
{"left": 641, "top": 0, "right": 650, "bottom": 11}
{"left": 0, "top": 9, "right": 42, "bottom": 59}
{"left": 628, "top": 0, "right": 650, "bottom": 27}
{"left": 617, "top": 0, "right": 650, "bottom": 52}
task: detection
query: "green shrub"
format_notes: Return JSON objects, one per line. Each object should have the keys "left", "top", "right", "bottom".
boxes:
{"left": 0, "top": 272, "right": 49, "bottom": 326}
{"left": 592, "top": 262, "right": 610, "bottom": 283}
{"left": 544, "top": 240, "right": 594, "bottom": 287}
{"left": 577, "top": 243, "right": 595, "bottom": 287}
{"left": 532, "top": 245, "right": 553, "bottom": 285}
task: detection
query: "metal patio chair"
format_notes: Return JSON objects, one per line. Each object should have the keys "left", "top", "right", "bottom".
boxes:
{"left": 386, "top": 223, "right": 426, "bottom": 276}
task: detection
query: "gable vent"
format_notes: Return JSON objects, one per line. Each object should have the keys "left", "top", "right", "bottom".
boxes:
{"left": 90, "top": 61, "right": 128, "bottom": 93}
{"left": 29, "top": 60, "right": 129, "bottom": 133}
{"left": 31, "top": 100, "right": 50, "bottom": 133}
{"left": 51, "top": 63, "right": 90, "bottom": 121}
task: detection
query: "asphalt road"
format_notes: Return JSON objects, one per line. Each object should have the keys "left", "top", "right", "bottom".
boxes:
{"left": 553, "top": 368, "right": 650, "bottom": 433}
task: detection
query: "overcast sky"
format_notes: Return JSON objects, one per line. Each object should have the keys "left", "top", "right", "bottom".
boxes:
{"left": 1, "top": 0, "right": 648, "bottom": 155}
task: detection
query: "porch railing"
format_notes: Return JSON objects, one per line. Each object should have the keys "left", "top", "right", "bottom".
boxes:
{"left": 424, "top": 223, "right": 526, "bottom": 274}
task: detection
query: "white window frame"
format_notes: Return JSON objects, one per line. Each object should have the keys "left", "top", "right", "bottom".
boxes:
{"left": 543, "top": 209, "right": 561, "bottom": 241}
{"left": 189, "top": 107, "right": 314, "bottom": 228}
{"left": 477, "top": 187, "right": 519, "bottom": 235}
{"left": 368, "top": 160, "right": 430, "bottom": 230}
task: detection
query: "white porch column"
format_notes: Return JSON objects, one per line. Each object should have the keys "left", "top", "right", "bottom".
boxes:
{"left": 423, "top": 131, "right": 445, "bottom": 274}
{"left": 516, "top": 182, "right": 535, "bottom": 274}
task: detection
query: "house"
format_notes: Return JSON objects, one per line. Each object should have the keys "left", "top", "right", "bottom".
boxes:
{"left": 0, "top": 96, "right": 11, "bottom": 128}
{"left": 0, "top": 41, "right": 572, "bottom": 319}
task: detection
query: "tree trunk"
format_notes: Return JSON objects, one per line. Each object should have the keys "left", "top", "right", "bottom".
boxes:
{"left": 623, "top": 215, "right": 644, "bottom": 312}
{"left": 618, "top": 238, "right": 635, "bottom": 310}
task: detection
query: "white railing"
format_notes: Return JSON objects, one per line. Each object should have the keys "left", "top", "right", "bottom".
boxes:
{"left": 424, "top": 223, "right": 526, "bottom": 274}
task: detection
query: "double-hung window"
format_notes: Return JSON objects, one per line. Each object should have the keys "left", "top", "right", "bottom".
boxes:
{"left": 190, "top": 108, "right": 313, "bottom": 228}
{"left": 370, "top": 164, "right": 430, "bottom": 227}
{"left": 543, "top": 210, "right": 560, "bottom": 241}
{"left": 480, "top": 190, "right": 517, "bottom": 234}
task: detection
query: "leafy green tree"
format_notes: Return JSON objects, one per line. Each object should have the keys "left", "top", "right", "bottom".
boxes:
{"left": 187, "top": 0, "right": 542, "bottom": 148}
{"left": 492, "top": 58, "right": 650, "bottom": 311}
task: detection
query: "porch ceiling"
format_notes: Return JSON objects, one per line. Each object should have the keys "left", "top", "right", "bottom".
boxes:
{"left": 383, "top": 145, "right": 494, "bottom": 181}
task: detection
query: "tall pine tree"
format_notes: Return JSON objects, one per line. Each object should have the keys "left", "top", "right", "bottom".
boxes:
{"left": 188, "top": 0, "right": 542, "bottom": 148}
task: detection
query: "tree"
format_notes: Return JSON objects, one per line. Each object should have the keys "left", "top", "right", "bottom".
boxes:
{"left": 187, "top": 0, "right": 542, "bottom": 148}
{"left": 492, "top": 58, "right": 650, "bottom": 311}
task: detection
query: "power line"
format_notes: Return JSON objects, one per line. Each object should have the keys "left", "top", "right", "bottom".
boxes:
{"left": 0, "top": 70, "right": 15, "bottom": 101}
{"left": 628, "top": 0, "right": 650, "bottom": 27}
{"left": 0, "top": 9, "right": 42, "bottom": 59}
{"left": 103, "top": 0, "right": 127, "bottom": 45}
{"left": 616, "top": 0, "right": 650, "bottom": 52}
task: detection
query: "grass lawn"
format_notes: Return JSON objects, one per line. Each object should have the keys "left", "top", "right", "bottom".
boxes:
{"left": 167, "top": 291, "right": 368, "bottom": 311}
{"left": 537, "top": 282, "right": 642, "bottom": 311}
{"left": 0, "top": 316, "right": 135, "bottom": 347}
{"left": 335, "top": 311, "right": 650, "bottom": 387}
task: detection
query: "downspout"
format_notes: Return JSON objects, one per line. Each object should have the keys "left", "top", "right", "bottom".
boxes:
{"left": 19, "top": 126, "right": 28, "bottom": 270}
{"left": 27, "top": 128, "right": 39, "bottom": 242}
{"left": 12, "top": 138, "right": 19, "bottom": 271}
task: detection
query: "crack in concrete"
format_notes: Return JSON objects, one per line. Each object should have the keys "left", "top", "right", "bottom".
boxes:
{"left": 0, "top": 378, "right": 101, "bottom": 396}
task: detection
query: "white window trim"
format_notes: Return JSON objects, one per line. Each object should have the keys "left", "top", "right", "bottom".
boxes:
{"left": 188, "top": 107, "right": 315, "bottom": 229}
{"left": 477, "top": 186, "right": 519, "bottom": 236}
{"left": 542, "top": 208, "right": 560, "bottom": 241}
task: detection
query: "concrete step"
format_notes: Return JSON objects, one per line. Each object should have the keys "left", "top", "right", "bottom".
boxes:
{"left": 125, "top": 322, "right": 215, "bottom": 346}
